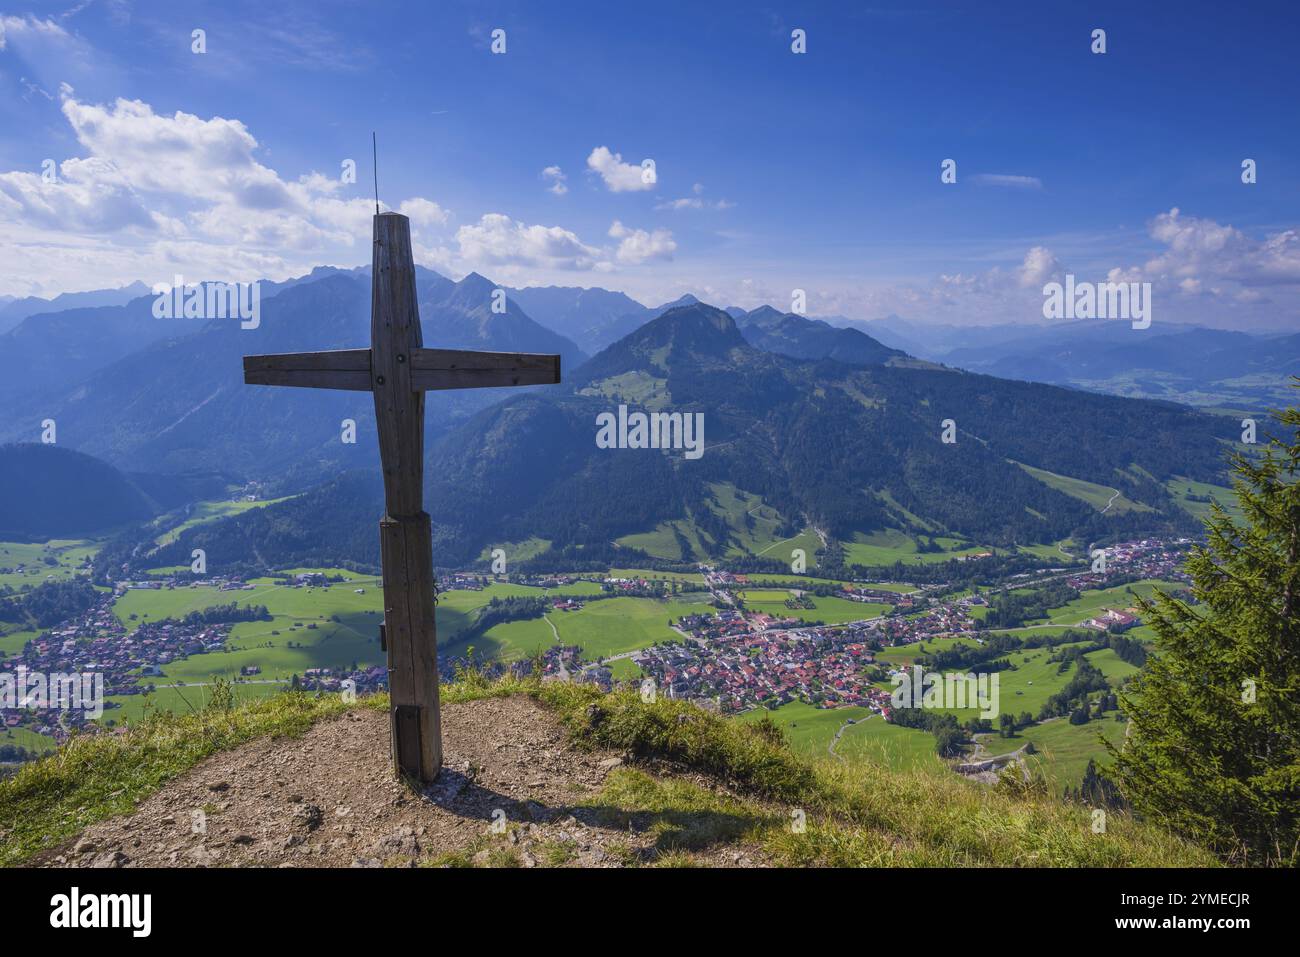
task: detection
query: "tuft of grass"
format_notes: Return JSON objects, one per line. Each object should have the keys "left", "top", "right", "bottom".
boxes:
{"left": 535, "top": 684, "right": 819, "bottom": 802}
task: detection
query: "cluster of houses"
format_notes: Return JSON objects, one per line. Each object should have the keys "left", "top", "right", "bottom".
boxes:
{"left": 0, "top": 591, "right": 240, "bottom": 741}
{"left": 296, "top": 665, "right": 388, "bottom": 695}
{"left": 632, "top": 626, "right": 890, "bottom": 714}
{"left": 1065, "top": 538, "right": 1193, "bottom": 592}
{"left": 123, "top": 574, "right": 257, "bottom": 593}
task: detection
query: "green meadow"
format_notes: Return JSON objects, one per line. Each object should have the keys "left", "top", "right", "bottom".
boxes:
{"left": 738, "top": 590, "right": 892, "bottom": 624}
{"left": 608, "top": 568, "right": 706, "bottom": 584}
{"left": 733, "top": 702, "right": 941, "bottom": 771}
{"left": 843, "top": 529, "right": 993, "bottom": 566}
{"left": 1, "top": 726, "right": 56, "bottom": 753}
{"left": 733, "top": 700, "right": 870, "bottom": 756}
{"left": 106, "top": 575, "right": 715, "bottom": 706}
{"left": 0, "top": 539, "right": 99, "bottom": 590}
{"left": 977, "top": 713, "right": 1129, "bottom": 791}
{"left": 150, "top": 497, "right": 294, "bottom": 547}
{"left": 546, "top": 595, "right": 715, "bottom": 660}
{"left": 1030, "top": 579, "right": 1181, "bottom": 627}
{"left": 834, "top": 714, "right": 944, "bottom": 770}
{"left": 1166, "top": 477, "right": 1241, "bottom": 523}
{"left": 614, "top": 488, "right": 823, "bottom": 567}
{"left": 1016, "top": 463, "right": 1151, "bottom": 514}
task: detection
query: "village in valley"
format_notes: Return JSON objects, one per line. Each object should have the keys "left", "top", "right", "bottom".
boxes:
{"left": 0, "top": 528, "right": 1192, "bottom": 787}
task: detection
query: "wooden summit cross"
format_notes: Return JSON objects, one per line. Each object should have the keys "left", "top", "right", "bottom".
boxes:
{"left": 242, "top": 212, "right": 561, "bottom": 782}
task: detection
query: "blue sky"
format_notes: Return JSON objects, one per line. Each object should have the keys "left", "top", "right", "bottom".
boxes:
{"left": 1, "top": 0, "right": 1297, "bottom": 329}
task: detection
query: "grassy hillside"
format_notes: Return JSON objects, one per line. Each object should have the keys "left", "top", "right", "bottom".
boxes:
{"left": 0, "top": 676, "right": 1219, "bottom": 868}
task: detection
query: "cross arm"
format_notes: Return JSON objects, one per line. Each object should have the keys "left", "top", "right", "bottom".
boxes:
{"left": 243, "top": 349, "right": 373, "bottom": 391}
{"left": 409, "top": 348, "right": 561, "bottom": 391}
{"left": 243, "top": 347, "right": 561, "bottom": 392}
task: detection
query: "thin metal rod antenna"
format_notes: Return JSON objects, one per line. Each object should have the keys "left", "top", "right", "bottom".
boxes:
{"left": 372, "top": 131, "right": 380, "bottom": 215}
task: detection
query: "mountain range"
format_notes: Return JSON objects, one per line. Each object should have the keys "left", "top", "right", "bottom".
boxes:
{"left": 847, "top": 315, "right": 1300, "bottom": 409}
{"left": 0, "top": 268, "right": 1264, "bottom": 568}
{"left": 0, "top": 268, "right": 585, "bottom": 481}
{"left": 140, "top": 301, "right": 1234, "bottom": 575}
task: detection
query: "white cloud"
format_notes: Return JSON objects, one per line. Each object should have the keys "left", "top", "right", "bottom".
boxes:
{"left": 655, "top": 196, "right": 734, "bottom": 212}
{"left": 398, "top": 197, "right": 449, "bottom": 228}
{"left": 970, "top": 173, "right": 1044, "bottom": 190}
{"left": 609, "top": 220, "right": 676, "bottom": 263}
{"left": 541, "top": 166, "right": 567, "bottom": 195}
{"left": 454, "top": 213, "right": 602, "bottom": 271}
{"left": 1140, "top": 207, "right": 1300, "bottom": 287}
{"left": 586, "top": 146, "right": 655, "bottom": 192}
{"left": 0, "top": 91, "right": 448, "bottom": 293}
{"left": 1017, "top": 246, "right": 1061, "bottom": 287}
{"left": 0, "top": 14, "right": 72, "bottom": 49}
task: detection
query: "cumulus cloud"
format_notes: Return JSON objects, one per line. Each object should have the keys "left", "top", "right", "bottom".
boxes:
{"left": 454, "top": 213, "right": 602, "bottom": 271}
{"left": 541, "top": 166, "right": 567, "bottom": 195}
{"left": 398, "top": 197, "right": 449, "bottom": 228}
{"left": 609, "top": 220, "right": 676, "bottom": 263}
{"left": 0, "top": 91, "right": 446, "bottom": 292}
{"left": 586, "top": 145, "right": 655, "bottom": 192}
{"left": 1140, "top": 207, "right": 1300, "bottom": 287}
{"left": 1018, "top": 246, "right": 1061, "bottom": 287}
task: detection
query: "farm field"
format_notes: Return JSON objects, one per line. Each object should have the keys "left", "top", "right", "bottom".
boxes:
{"left": 475, "top": 537, "right": 552, "bottom": 563}
{"left": 874, "top": 634, "right": 982, "bottom": 667}
{"left": 0, "top": 539, "right": 98, "bottom": 589}
{"left": 738, "top": 590, "right": 891, "bottom": 624}
{"left": 608, "top": 568, "right": 706, "bottom": 585}
{"left": 976, "top": 713, "right": 1128, "bottom": 791}
{"left": 834, "top": 715, "right": 944, "bottom": 771}
{"left": 922, "top": 641, "right": 1106, "bottom": 721}
{"left": 1015, "top": 539, "right": 1078, "bottom": 562}
{"left": 545, "top": 595, "right": 715, "bottom": 661}
{"left": 739, "top": 574, "right": 917, "bottom": 592}
{"left": 1, "top": 725, "right": 56, "bottom": 754}
{"left": 733, "top": 700, "right": 872, "bottom": 757}
{"left": 0, "top": 628, "right": 38, "bottom": 657}
{"left": 615, "top": 520, "right": 709, "bottom": 561}
{"left": 733, "top": 702, "right": 946, "bottom": 772}
{"left": 102, "top": 680, "right": 289, "bottom": 726}
{"left": 443, "top": 615, "right": 556, "bottom": 663}
{"left": 842, "top": 529, "right": 993, "bottom": 566}
{"left": 1166, "top": 477, "right": 1241, "bottom": 523}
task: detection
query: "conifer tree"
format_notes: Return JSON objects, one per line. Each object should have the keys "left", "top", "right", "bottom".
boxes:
{"left": 1107, "top": 394, "right": 1300, "bottom": 864}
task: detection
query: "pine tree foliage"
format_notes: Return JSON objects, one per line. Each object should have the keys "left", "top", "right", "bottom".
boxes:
{"left": 1108, "top": 391, "right": 1300, "bottom": 865}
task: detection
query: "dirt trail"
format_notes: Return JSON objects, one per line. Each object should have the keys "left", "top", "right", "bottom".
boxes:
{"left": 38, "top": 697, "right": 758, "bottom": 869}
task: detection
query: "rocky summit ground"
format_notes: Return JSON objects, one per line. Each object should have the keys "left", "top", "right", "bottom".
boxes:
{"left": 36, "top": 696, "right": 761, "bottom": 868}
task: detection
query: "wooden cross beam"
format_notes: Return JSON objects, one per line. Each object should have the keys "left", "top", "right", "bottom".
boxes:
{"left": 242, "top": 212, "right": 561, "bottom": 782}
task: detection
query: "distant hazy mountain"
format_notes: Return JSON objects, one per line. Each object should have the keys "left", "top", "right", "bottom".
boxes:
{"left": 819, "top": 315, "right": 1299, "bottom": 408}
{"left": 505, "top": 285, "right": 649, "bottom": 343}
{"left": 507, "top": 286, "right": 717, "bottom": 353}
{"left": 430, "top": 272, "right": 587, "bottom": 368}
{"left": 0, "top": 281, "right": 151, "bottom": 335}
{"left": 732, "top": 305, "right": 908, "bottom": 366}
{"left": 0, "top": 270, "right": 380, "bottom": 405}
{"left": 164, "top": 301, "right": 1233, "bottom": 572}
{"left": 0, "top": 269, "right": 586, "bottom": 480}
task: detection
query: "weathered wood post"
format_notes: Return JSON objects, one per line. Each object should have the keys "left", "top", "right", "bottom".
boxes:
{"left": 371, "top": 213, "right": 442, "bottom": 781}
{"left": 243, "top": 210, "right": 561, "bottom": 785}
